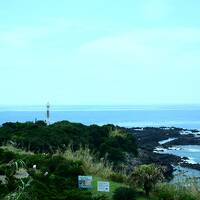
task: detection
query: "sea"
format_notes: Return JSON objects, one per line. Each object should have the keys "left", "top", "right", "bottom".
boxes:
{"left": 1, "top": 104, "right": 200, "bottom": 129}
{"left": 1, "top": 104, "right": 200, "bottom": 179}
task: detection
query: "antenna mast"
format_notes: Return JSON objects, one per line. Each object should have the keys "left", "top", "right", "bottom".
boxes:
{"left": 46, "top": 102, "right": 50, "bottom": 125}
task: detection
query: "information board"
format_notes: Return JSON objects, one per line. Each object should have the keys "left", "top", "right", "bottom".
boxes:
{"left": 97, "top": 181, "right": 110, "bottom": 192}
{"left": 78, "top": 176, "right": 93, "bottom": 189}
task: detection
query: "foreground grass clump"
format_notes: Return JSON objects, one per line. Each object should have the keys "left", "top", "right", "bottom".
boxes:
{"left": 0, "top": 146, "right": 128, "bottom": 200}
{"left": 0, "top": 146, "right": 92, "bottom": 199}
{"left": 1, "top": 144, "right": 34, "bottom": 155}
{"left": 112, "top": 187, "right": 136, "bottom": 200}
{"left": 0, "top": 121, "right": 199, "bottom": 200}
{"left": 154, "top": 179, "right": 200, "bottom": 200}
{"left": 0, "top": 145, "right": 199, "bottom": 200}
{"left": 62, "top": 146, "right": 127, "bottom": 182}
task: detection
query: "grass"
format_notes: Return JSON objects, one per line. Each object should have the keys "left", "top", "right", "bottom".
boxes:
{"left": 0, "top": 145, "right": 150, "bottom": 199}
{"left": 91, "top": 176, "right": 150, "bottom": 200}
{"left": 109, "top": 128, "right": 126, "bottom": 138}
{"left": 0, "top": 145, "right": 34, "bottom": 155}
{"left": 91, "top": 176, "right": 126, "bottom": 198}
{"left": 62, "top": 146, "right": 119, "bottom": 179}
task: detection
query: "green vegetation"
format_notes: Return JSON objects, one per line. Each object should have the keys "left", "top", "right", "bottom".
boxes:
{"left": 130, "top": 164, "right": 164, "bottom": 196}
{"left": 91, "top": 176, "right": 125, "bottom": 199}
{"left": 112, "top": 187, "right": 136, "bottom": 200}
{"left": 0, "top": 121, "right": 199, "bottom": 200}
{"left": 0, "top": 121, "right": 137, "bottom": 165}
{"left": 154, "top": 179, "right": 200, "bottom": 200}
{"left": 62, "top": 146, "right": 114, "bottom": 179}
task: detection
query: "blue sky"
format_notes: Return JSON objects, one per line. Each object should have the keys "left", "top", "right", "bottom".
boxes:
{"left": 1, "top": 0, "right": 200, "bottom": 105}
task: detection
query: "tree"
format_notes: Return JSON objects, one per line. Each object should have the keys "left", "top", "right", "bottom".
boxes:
{"left": 130, "top": 164, "right": 164, "bottom": 196}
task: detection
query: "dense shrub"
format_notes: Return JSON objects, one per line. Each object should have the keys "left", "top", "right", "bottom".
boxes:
{"left": 0, "top": 149, "right": 17, "bottom": 163}
{"left": 92, "top": 194, "right": 109, "bottom": 200}
{"left": 109, "top": 173, "right": 126, "bottom": 183}
{"left": 0, "top": 184, "right": 8, "bottom": 198}
{"left": 112, "top": 187, "right": 136, "bottom": 200}
{"left": 0, "top": 121, "right": 139, "bottom": 199}
{"left": 64, "top": 190, "right": 92, "bottom": 200}
{"left": 154, "top": 183, "right": 199, "bottom": 200}
{"left": 0, "top": 165, "right": 6, "bottom": 175}
{"left": 0, "top": 121, "right": 138, "bottom": 165}
{"left": 154, "top": 184, "right": 177, "bottom": 200}
{"left": 130, "top": 164, "right": 164, "bottom": 196}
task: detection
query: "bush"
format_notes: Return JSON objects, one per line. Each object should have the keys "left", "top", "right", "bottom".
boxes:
{"left": 0, "top": 165, "right": 6, "bottom": 175}
{"left": 154, "top": 184, "right": 177, "bottom": 200}
{"left": 23, "top": 154, "right": 49, "bottom": 169}
{"left": 64, "top": 189, "right": 92, "bottom": 200}
{"left": 179, "top": 194, "right": 198, "bottom": 200}
{"left": 0, "top": 184, "right": 8, "bottom": 198}
{"left": 0, "top": 149, "right": 17, "bottom": 163}
{"left": 130, "top": 164, "right": 164, "bottom": 196}
{"left": 112, "top": 187, "right": 136, "bottom": 200}
{"left": 63, "top": 146, "right": 114, "bottom": 179}
{"left": 56, "top": 160, "right": 84, "bottom": 177}
{"left": 154, "top": 183, "right": 199, "bottom": 200}
{"left": 109, "top": 173, "right": 126, "bottom": 183}
{"left": 92, "top": 194, "right": 109, "bottom": 200}
{"left": 0, "top": 121, "right": 138, "bottom": 165}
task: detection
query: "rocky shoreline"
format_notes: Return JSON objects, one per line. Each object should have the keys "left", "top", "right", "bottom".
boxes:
{"left": 127, "top": 127, "right": 200, "bottom": 178}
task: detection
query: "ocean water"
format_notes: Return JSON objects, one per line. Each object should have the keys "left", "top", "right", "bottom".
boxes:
{"left": 155, "top": 145, "right": 200, "bottom": 164}
{"left": 172, "top": 166, "right": 200, "bottom": 183}
{"left": 0, "top": 105, "right": 200, "bottom": 129}
{"left": 169, "top": 145, "right": 200, "bottom": 164}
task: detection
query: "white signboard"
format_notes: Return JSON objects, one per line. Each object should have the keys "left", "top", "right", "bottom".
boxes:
{"left": 97, "top": 181, "right": 110, "bottom": 192}
{"left": 78, "top": 176, "right": 93, "bottom": 189}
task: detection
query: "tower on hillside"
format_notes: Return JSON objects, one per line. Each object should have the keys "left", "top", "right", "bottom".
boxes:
{"left": 46, "top": 102, "right": 50, "bottom": 125}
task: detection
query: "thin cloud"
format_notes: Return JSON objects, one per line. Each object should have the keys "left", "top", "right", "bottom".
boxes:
{"left": 77, "top": 27, "right": 200, "bottom": 70}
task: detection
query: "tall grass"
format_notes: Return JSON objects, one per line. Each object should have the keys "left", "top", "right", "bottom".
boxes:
{"left": 59, "top": 145, "right": 128, "bottom": 182}
{"left": 61, "top": 145, "right": 115, "bottom": 179}
{"left": 1, "top": 144, "right": 127, "bottom": 181}
{"left": 109, "top": 128, "right": 126, "bottom": 138}
{"left": 154, "top": 178, "right": 200, "bottom": 200}
{"left": 0, "top": 145, "right": 34, "bottom": 155}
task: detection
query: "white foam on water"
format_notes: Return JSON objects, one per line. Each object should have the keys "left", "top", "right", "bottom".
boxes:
{"left": 159, "top": 138, "right": 177, "bottom": 145}
{"left": 180, "top": 130, "right": 200, "bottom": 136}
{"left": 156, "top": 145, "right": 200, "bottom": 164}
{"left": 186, "top": 157, "right": 198, "bottom": 164}
{"left": 187, "top": 148, "right": 200, "bottom": 153}
{"left": 168, "top": 147, "right": 182, "bottom": 151}
{"left": 153, "top": 147, "right": 167, "bottom": 153}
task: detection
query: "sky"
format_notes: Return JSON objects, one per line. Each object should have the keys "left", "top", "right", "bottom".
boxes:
{"left": 1, "top": 0, "right": 200, "bottom": 105}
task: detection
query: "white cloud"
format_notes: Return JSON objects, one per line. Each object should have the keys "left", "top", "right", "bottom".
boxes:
{"left": 1, "top": 23, "right": 200, "bottom": 104}
{"left": 0, "top": 18, "right": 109, "bottom": 49}
{"left": 64, "top": 27, "right": 200, "bottom": 104}
{"left": 77, "top": 27, "right": 200, "bottom": 70}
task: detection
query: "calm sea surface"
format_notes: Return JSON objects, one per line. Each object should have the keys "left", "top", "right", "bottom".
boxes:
{"left": 1, "top": 105, "right": 200, "bottom": 129}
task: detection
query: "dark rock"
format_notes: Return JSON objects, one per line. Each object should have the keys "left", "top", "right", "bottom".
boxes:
{"left": 127, "top": 127, "right": 200, "bottom": 179}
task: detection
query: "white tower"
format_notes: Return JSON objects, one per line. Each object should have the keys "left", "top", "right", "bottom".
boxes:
{"left": 46, "top": 102, "right": 50, "bottom": 125}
